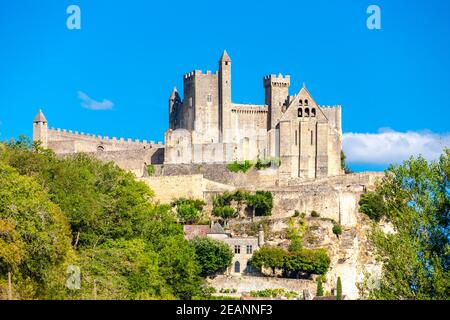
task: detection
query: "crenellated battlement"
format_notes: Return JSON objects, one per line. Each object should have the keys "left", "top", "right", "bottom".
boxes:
{"left": 184, "top": 69, "right": 218, "bottom": 80}
{"left": 48, "top": 127, "right": 164, "bottom": 148}
{"left": 264, "top": 73, "right": 291, "bottom": 88}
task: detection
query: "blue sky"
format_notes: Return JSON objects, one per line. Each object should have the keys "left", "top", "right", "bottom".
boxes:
{"left": 1, "top": 0, "right": 449, "bottom": 171}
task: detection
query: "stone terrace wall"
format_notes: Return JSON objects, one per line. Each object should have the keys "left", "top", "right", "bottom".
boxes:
{"left": 140, "top": 175, "right": 205, "bottom": 203}
{"left": 153, "top": 163, "right": 280, "bottom": 187}
{"left": 208, "top": 275, "right": 316, "bottom": 296}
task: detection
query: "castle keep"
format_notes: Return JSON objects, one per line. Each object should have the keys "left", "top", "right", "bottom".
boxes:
{"left": 165, "top": 51, "right": 343, "bottom": 179}
{"left": 33, "top": 51, "right": 343, "bottom": 179}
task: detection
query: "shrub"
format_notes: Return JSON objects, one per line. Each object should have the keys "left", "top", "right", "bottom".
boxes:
{"left": 146, "top": 164, "right": 155, "bottom": 176}
{"left": 358, "top": 192, "right": 385, "bottom": 222}
{"left": 227, "top": 160, "right": 253, "bottom": 173}
{"left": 172, "top": 198, "right": 206, "bottom": 211}
{"left": 332, "top": 224, "right": 343, "bottom": 237}
{"left": 311, "top": 210, "right": 320, "bottom": 218}
{"left": 255, "top": 157, "right": 282, "bottom": 170}
{"left": 212, "top": 206, "right": 236, "bottom": 220}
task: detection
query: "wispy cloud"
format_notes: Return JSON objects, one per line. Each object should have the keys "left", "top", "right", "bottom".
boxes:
{"left": 78, "top": 91, "right": 113, "bottom": 110}
{"left": 343, "top": 128, "right": 450, "bottom": 165}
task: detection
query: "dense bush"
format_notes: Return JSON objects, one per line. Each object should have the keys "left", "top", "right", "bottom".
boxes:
{"left": 212, "top": 206, "right": 236, "bottom": 222}
{"left": 310, "top": 210, "right": 320, "bottom": 218}
{"left": 226, "top": 160, "right": 253, "bottom": 173}
{"left": 358, "top": 192, "right": 386, "bottom": 222}
{"left": 332, "top": 224, "right": 343, "bottom": 237}
{"left": 255, "top": 157, "right": 281, "bottom": 170}
{"left": 146, "top": 164, "right": 155, "bottom": 176}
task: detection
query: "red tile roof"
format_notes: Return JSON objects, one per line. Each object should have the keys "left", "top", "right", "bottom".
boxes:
{"left": 183, "top": 225, "right": 210, "bottom": 240}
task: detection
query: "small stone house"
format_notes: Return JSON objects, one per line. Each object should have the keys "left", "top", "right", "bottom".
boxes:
{"left": 183, "top": 223, "right": 265, "bottom": 275}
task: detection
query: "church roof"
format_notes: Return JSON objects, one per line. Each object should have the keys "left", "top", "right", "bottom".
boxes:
{"left": 219, "top": 50, "right": 231, "bottom": 62}
{"left": 33, "top": 110, "right": 47, "bottom": 123}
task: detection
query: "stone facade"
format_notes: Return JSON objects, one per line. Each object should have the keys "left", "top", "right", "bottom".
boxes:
{"left": 165, "top": 51, "right": 343, "bottom": 179}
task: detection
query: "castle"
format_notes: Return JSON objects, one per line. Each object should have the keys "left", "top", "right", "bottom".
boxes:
{"left": 33, "top": 51, "right": 343, "bottom": 179}
{"left": 30, "top": 52, "right": 382, "bottom": 299}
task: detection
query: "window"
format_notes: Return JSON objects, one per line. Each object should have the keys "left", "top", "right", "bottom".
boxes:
{"left": 311, "top": 108, "right": 316, "bottom": 117}
{"left": 234, "top": 261, "right": 240, "bottom": 273}
{"left": 97, "top": 145, "right": 104, "bottom": 152}
{"left": 234, "top": 245, "right": 241, "bottom": 254}
{"left": 298, "top": 108, "right": 302, "bottom": 117}
{"left": 305, "top": 108, "right": 310, "bottom": 117}
{"left": 305, "top": 99, "right": 309, "bottom": 106}
{"left": 207, "top": 94, "right": 212, "bottom": 103}
{"left": 311, "top": 130, "right": 313, "bottom": 145}
{"left": 299, "top": 99, "right": 303, "bottom": 106}
{"left": 246, "top": 245, "right": 253, "bottom": 254}
{"left": 246, "top": 262, "right": 253, "bottom": 273}
{"left": 189, "top": 97, "right": 193, "bottom": 107}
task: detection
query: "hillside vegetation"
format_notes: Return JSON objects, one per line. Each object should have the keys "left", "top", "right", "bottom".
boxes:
{"left": 0, "top": 136, "right": 205, "bottom": 299}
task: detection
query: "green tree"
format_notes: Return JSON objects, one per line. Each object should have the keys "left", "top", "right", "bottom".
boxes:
{"left": 359, "top": 149, "right": 450, "bottom": 300}
{"left": 284, "top": 248, "right": 330, "bottom": 277}
{"left": 247, "top": 191, "right": 273, "bottom": 217}
{"left": 251, "top": 247, "right": 286, "bottom": 275}
{"left": 176, "top": 204, "right": 201, "bottom": 225}
{"left": 74, "top": 239, "right": 171, "bottom": 300}
{"left": 0, "top": 162, "right": 74, "bottom": 299}
{"left": 336, "top": 277, "right": 343, "bottom": 300}
{"left": 212, "top": 206, "right": 236, "bottom": 226}
{"left": 190, "top": 237, "right": 233, "bottom": 275}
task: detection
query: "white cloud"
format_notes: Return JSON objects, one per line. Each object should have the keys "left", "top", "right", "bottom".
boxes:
{"left": 343, "top": 129, "right": 450, "bottom": 165}
{"left": 78, "top": 91, "right": 113, "bottom": 110}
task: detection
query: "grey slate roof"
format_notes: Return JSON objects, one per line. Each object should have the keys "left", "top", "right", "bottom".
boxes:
{"left": 33, "top": 110, "right": 47, "bottom": 123}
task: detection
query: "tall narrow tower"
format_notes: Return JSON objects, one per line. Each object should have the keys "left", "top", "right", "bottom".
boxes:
{"left": 169, "top": 87, "right": 181, "bottom": 129}
{"left": 264, "top": 74, "right": 290, "bottom": 130}
{"left": 33, "top": 110, "right": 48, "bottom": 148}
{"left": 218, "top": 50, "right": 232, "bottom": 142}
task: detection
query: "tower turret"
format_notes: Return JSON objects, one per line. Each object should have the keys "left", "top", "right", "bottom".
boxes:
{"left": 218, "top": 50, "right": 232, "bottom": 142}
{"left": 169, "top": 87, "right": 181, "bottom": 129}
{"left": 264, "top": 74, "right": 290, "bottom": 129}
{"left": 33, "top": 109, "right": 48, "bottom": 148}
